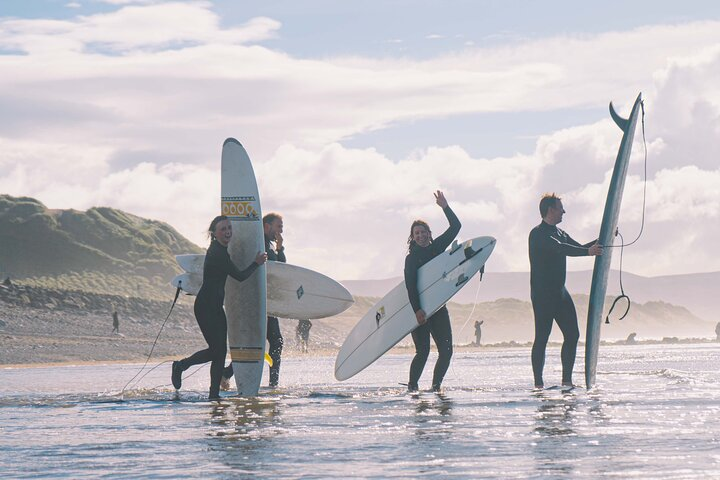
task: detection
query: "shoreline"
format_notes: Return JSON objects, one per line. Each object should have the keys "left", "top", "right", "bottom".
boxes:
{"left": 3, "top": 338, "right": 717, "bottom": 369}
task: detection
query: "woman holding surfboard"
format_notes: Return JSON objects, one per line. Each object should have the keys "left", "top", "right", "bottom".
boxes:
{"left": 404, "top": 191, "right": 461, "bottom": 392}
{"left": 171, "top": 215, "right": 267, "bottom": 399}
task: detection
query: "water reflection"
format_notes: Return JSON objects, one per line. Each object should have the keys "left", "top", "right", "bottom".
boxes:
{"left": 205, "top": 396, "right": 282, "bottom": 472}
{"left": 411, "top": 392, "right": 455, "bottom": 442}
{"left": 531, "top": 389, "right": 579, "bottom": 478}
{"left": 533, "top": 390, "right": 577, "bottom": 437}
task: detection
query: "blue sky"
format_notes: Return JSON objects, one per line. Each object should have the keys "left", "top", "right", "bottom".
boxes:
{"left": 1, "top": 0, "right": 719, "bottom": 279}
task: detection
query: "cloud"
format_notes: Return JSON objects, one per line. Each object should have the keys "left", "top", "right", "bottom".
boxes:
{"left": 1, "top": 3, "right": 719, "bottom": 279}
{"left": 0, "top": 2, "right": 280, "bottom": 54}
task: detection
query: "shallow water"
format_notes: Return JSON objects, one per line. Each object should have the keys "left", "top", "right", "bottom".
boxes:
{"left": 2, "top": 343, "right": 719, "bottom": 478}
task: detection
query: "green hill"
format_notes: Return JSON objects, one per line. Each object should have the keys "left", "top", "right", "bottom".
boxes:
{"left": 0, "top": 194, "right": 202, "bottom": 299}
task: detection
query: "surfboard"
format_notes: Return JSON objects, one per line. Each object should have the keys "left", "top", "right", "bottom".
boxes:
{"left": 334, "top": 236, "right": 496, "bottom": 381}
{"left": 171, "top": 260, "right": 354, "bottom": 319}
{"left": 584, "top": 93, "right": 643, "bottom": 389}
{"left": 221, "top": 138, "right": 266, "bottom": 396}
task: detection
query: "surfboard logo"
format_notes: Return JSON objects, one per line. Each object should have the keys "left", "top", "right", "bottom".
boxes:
{"left": 296, "top": 285, "right": 304, "bottom": 300}
{"left": 375, "top": 306, "right": 385, "bottom": 327}
{"left": 222, "top": 196, "right": 259, "bottom": 220}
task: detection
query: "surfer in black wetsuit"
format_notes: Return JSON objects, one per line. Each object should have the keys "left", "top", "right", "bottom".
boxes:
{"left": 220, "top": 212, "right": 286, "bottom": 389}
{"left": 171, "top": 215, "right": 267, "bottom": 399}
{"left": 404, "top": 191, "right": 461, "bottom": 392}
{"left": 529, "top": 193, "right": 602, "bottom": 389}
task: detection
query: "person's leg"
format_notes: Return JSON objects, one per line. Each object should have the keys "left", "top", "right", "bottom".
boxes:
{"left": 173, "top": 304, "right": 217, "bottom": 389}
{"left": 428, "top": 308, "right": 453, "bottom": 391}
{"left": 267, "top": 316, "right": 284, "bottom": 387}
{"left": 206, "top": 311, "right": 228, "bottom": 399}
{"left": 531, "top": 294, "right": 556, "bottom": 388}
{"left": 409, "top": 322, "right": 431, "bottom": 391}
{"left": 555, "top": 288, "right": 580, "bottom": 386}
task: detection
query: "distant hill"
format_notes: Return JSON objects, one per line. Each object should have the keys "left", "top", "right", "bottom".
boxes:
{"left": 342, "top": 269, "right": 720, "bottom": 323}
{"left": 0, "top": 194, "right": 202, "bottom": 298}
{"left": 309, "top": 294, "right": 713, "bottom": 347}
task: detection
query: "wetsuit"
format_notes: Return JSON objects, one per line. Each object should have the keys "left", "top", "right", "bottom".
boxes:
{"left": 221, "top": 234, "right": 286, "bottom": 387}
{"left": 528, "top": 221, "right": 594, "bottom": 387}
{"left": 177, "top": 239, "right": 259, "bottom": 398}
{"left": 265, "top": 235, "right": 285, "bottom": 387}
{"left": 404, "top": 206, "right": 461, "bottom": 391}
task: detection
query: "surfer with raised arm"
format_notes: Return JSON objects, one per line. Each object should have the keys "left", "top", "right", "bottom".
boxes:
{"left": 171, "top": 215, "right": 267, "bottom": 399}
{"left": 404, "top": 190, "right": 461, "bottom": 392}
{"left": 529, "top": 193, "right": 602, "bottom": 389}
{"left": 220, "top": 212, "right": 286, "bottom": 388}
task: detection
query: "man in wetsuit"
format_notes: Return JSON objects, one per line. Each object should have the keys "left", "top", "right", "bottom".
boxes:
{"left": 263, "top": 213, "right": 285, "bottom": 387}
{"left": 529, "top": 193, "right": 602, "bottom": 389}
{"left": 221, "top": 212, "right": 286, "bottom": 388}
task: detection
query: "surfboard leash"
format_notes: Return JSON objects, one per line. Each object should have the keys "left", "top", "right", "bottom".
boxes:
{"left": 605, "top": 100, "right": 647, "bottom": 325}
{"left": 120, "top": 284, "right": 182, "bottom": 397}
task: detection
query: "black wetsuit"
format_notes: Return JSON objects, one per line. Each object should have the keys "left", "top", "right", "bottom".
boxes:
{"left": 265, "top": 235, "right": 285, "bottom": 387}
{"left": 404, "top": 206, "right": 461, "bottom": 391}
{"left": 221, "top": 235, "right": 286, "bottom": 387}
{"left": 178, "top": 239, "right": 259, "bottom": 398}
{"left": 528, "top": 221, "right": 594, "bottom": 386}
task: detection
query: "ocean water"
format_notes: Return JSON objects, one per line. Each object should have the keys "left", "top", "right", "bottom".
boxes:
{"left": 1, "top": 343, "right": 719, "bottom": 479}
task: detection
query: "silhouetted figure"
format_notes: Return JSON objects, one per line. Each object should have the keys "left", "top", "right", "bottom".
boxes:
{"left": 529, "top": 193, "right": 602, "bottom": 389}
{"left": 474, "top": 320, "right": 484, "bottom": 346}
{"left": 112, "top": 310, "right": 120, "bottom": 334}
{"left": 2, "top": 276, "right": 11, "bottom": 287}
{"left": 625, "top": 332, "right": 637, "bottom": 345}
{"left": 715, "top": 322, "right": 720, "bottom": 342}
{"left": 297, "top": 319, "right": 312, "bottom": 353}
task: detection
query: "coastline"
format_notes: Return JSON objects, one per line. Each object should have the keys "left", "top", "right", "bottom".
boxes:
{"left": 3, "top": 338, "right": 717, "bottom": 370}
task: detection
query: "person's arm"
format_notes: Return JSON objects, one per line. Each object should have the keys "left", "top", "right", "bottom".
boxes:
{"left": 566, "top": 232, "right": 603, "bottom": 256}
{"left": 224, "top": 251, "right": 267, "bottom": 282}
{"left": 404, "top": 255, "right": 426, "bottom": 324}
{"left": 540, "top": 231, "right": 595, "bottom": 257}
{"left": 431, "top": 190, "right": 461, "bottom": 253}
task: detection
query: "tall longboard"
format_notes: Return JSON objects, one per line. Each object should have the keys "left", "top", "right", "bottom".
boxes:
{"left": 172, "top": 257, "right": 354, "bottom": 319}
{"left": 335, "top": 236, "right": 496, "bottom": 381}
{"left": 585, "top": 93, "right": 643, "bottom": 389}
{"left": 221, "top": 138, "right": 266, "bottom": 396}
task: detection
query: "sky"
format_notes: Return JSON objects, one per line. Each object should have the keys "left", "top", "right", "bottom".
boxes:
{"left": 1, "top": 0, "right": 719, "bottom": 280}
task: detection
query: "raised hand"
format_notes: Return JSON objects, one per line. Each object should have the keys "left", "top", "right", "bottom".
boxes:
{"left": 434, "top": 190, "right": 448, "bottom": 209}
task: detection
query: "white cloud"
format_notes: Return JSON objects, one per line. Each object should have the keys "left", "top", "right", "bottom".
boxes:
{"left": 1, "top": 3, "right": 719, "bottom": 279}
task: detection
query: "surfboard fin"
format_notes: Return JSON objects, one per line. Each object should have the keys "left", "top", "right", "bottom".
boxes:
{"left": 609, "top": 101, "right": 629, "bottom": 131}
{"left": 449, "top": 240, "right": 462, "bottom": 255}
{"left": 463, "top": 245, "right": 481, "bottom": 260}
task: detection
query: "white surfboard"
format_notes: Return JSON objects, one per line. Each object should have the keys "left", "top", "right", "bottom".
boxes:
{"left": 335, "top": 236, "right": 496, "bottom": 381}
{"left": 171, "top": 260, "right": 354, "bottom": 319}
{"left": 221, "top": 138, "right": 266, "bottom": 396}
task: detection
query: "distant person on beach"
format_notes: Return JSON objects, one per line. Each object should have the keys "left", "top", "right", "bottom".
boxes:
{"left": 474, "top": 320, "right": 484, "bottom": 346}
{"left": 112, "top": 309, "right": 119, "bottom": 334}
{"left": 404, "top": 190, "right": 461, "bottom": 392}
{"left": 716, "top": 322, "right": 720, "bottom": 342}
{"left": 171, "top": 215, "right": 266, "bottom": 400}
{"left": 297, "top": 319, "right": 312, "bottom": 353}
{"left": 220, "top": 213, "right": 286, "bottom": 388}
{"left": 529, "top": 193, "right": 602, "bottom": 389}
